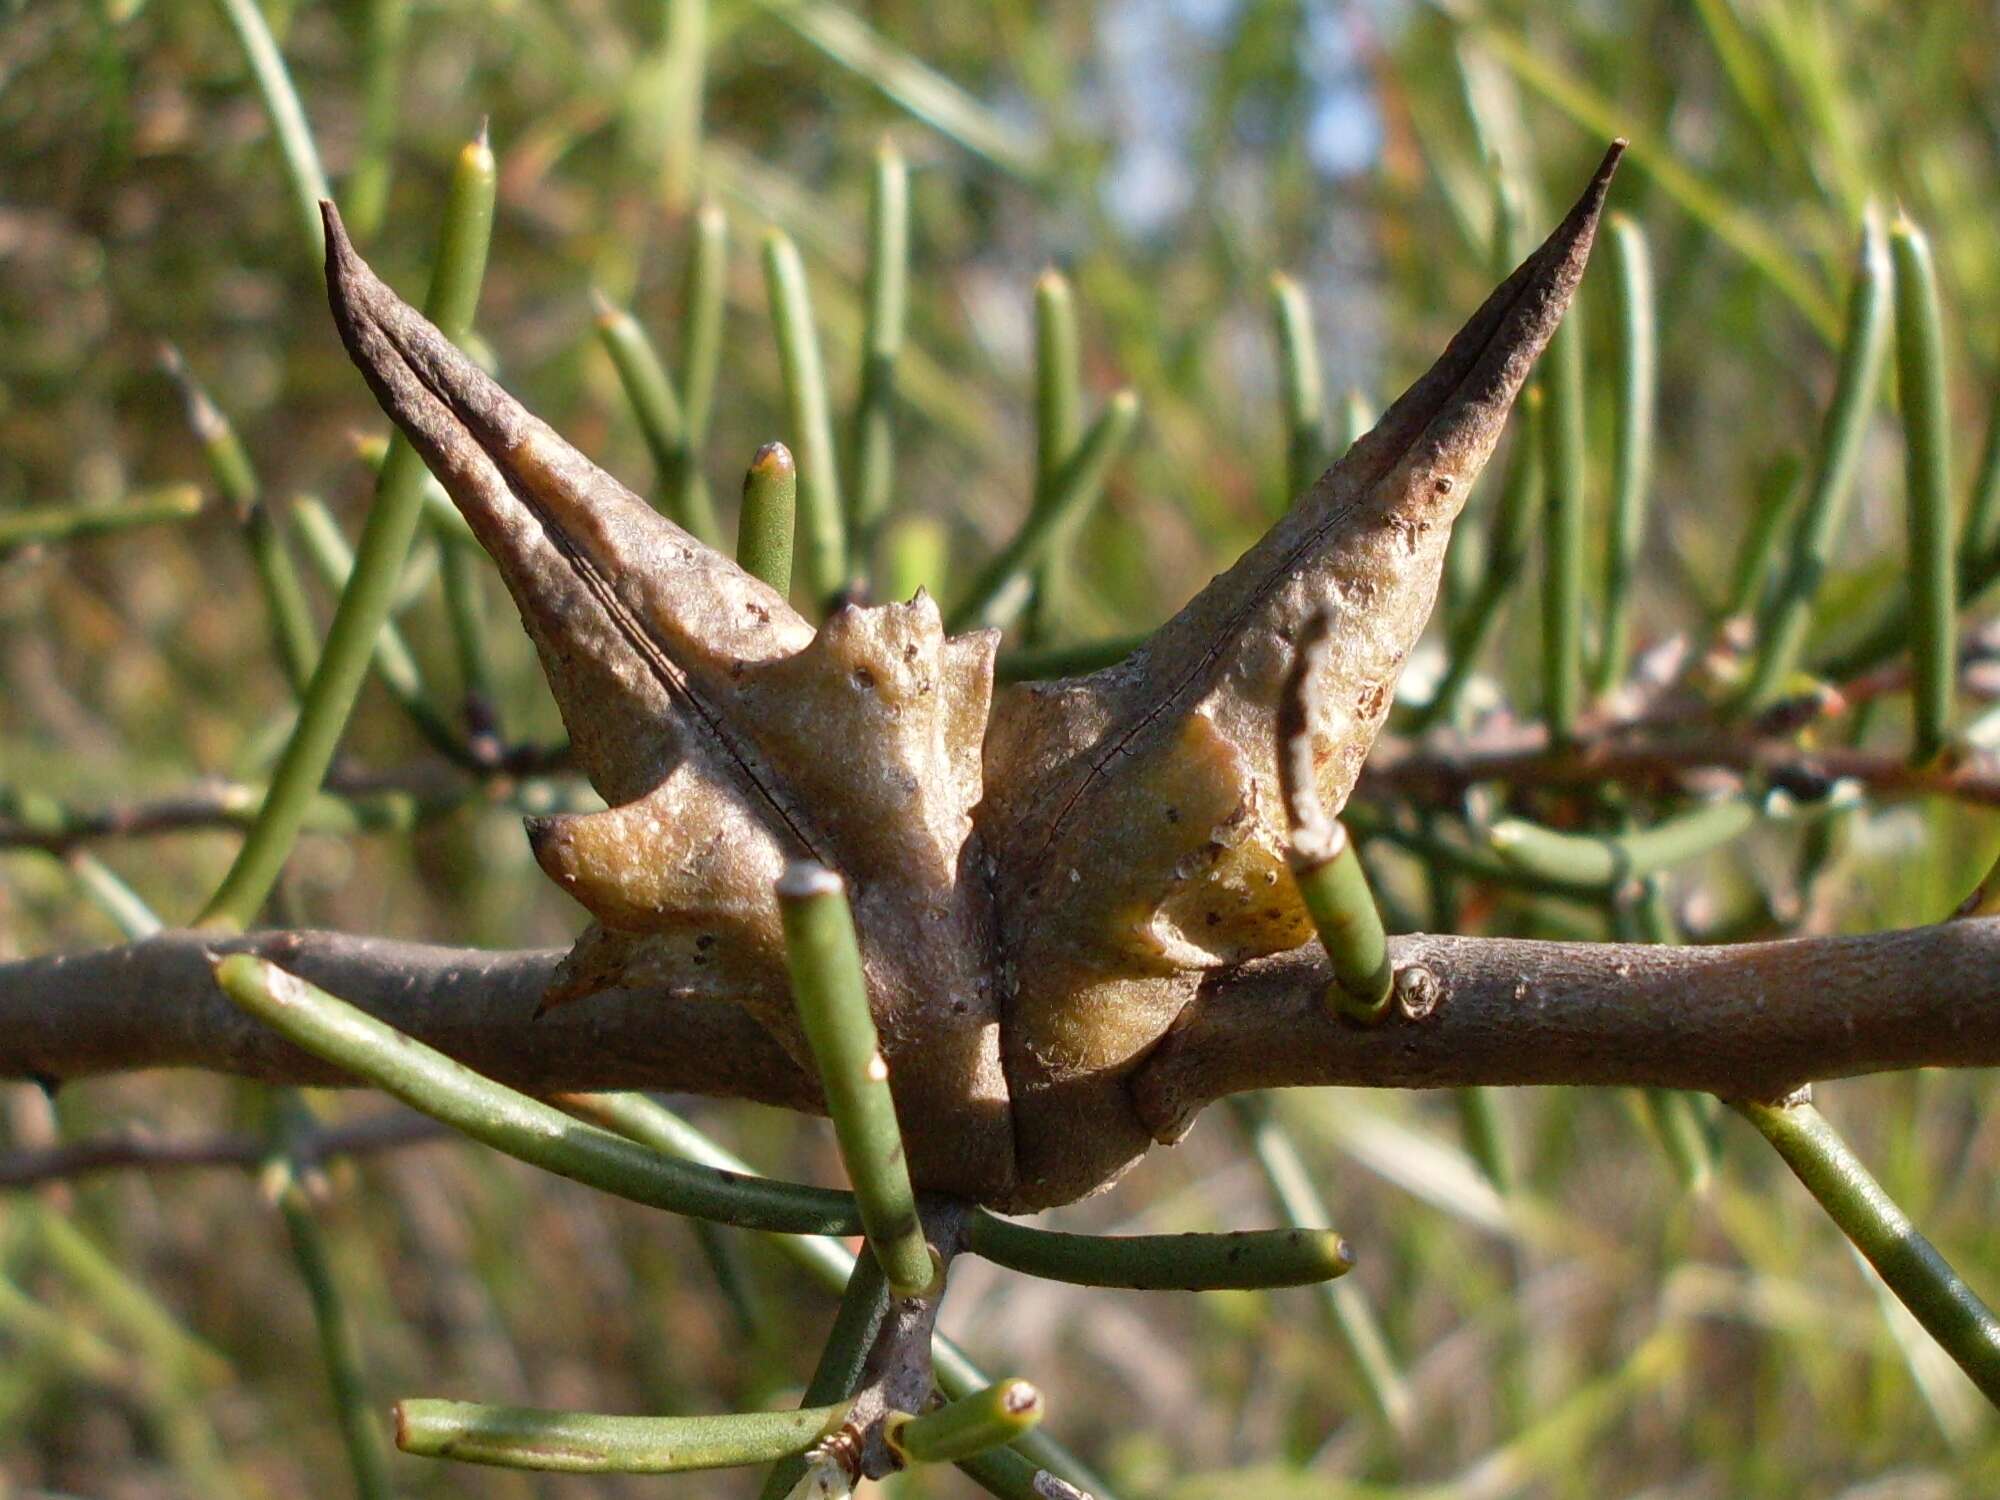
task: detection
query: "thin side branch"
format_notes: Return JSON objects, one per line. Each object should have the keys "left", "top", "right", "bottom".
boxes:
{"left": 1359, "top": 722, "right": 2000, "bottom": 806}
{"left": 0, "top": 1109, "right": 447, "bottom": 1188}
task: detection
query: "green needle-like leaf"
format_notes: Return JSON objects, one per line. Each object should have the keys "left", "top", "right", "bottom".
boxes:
{"left": 159, "top": 345, "right": 319, "bottom": 695}
{"left": 1411, "top": 388, "right": 1544, "bottom": 733}
{"left": 1539, "top": 281, "right": 1589, "bottom": 742}
{"left": 266, "top": 1152, "right": 392, "bottom": 1500}
{"left": 964, "top": 1213, "right": 1352, "bottom": 1290}
{"left": 776, "top": 863, "right": 937, "bottom": 1297}
{"left": 344, "top": 0, "right": 408, "bottom": 239}
{"left": 1488, "top": 795, "right": 1764, "bottom": 890}
{"left": 1742, "top": 209, "right": 1893, "bottom": 708}
{"left": 289, "top": 496, "right": 466, "bottom": 761}
{"left": 1594, "top": 213, "right": 1657, "bottom": 695}
{"left": 763, "top": 229, "right": 847, "bottom": 606}
{"left": 518, "top": 1093, "right": 1122, "bottom": 1500}
{"left": 1724, "top": 452, "right": 1805, "bottom": 621}
{"left": 592, "top": 292, "right": 722, "bottom": 545}
{"left": 395, "top": 1399, "right": 848, "bottom": 1472}
{"left": 679, "top": 200, "right": 729, "bottom": 518}
{"left": 756, "top": 1253, "right": 888, "bottom": 1500}
{"left": 887, "top": 1379, "right": 1043, "bottom": 1465}
{"left": 199, "top": 129, "right": 496, "bottom": 931}
{"left": 739, "top": 441, "right": 798, "bottom": 594}
{"left": 0, "top": 485, "right": 205, "bottom": 557}
{"left": 211, "top": 0, "right": 332, "bottom": 264}
{"left": 1270, "top": 271, "right": 1326, "bottom": 503}
{"left": 1736, "top": 1098, "right": 2000, "bottom": 1406}
{"left": 211, "top": 955, "right": 866, "bottom": 1235}
{"left": 947, "top": 390, "right": 1140, "bottom": 633}
{"left": 1025, "top": 267, "right": 1083, "bottom": 640}
{"left": 846, "top": 138, "right": 908, "bottom": 543}
{"left": 1890, "top": 215, "right": 1956, "bottom": 764}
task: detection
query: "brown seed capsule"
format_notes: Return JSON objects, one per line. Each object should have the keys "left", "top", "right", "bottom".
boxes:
{"left": 318, "top": 141, "right": 1622, "bottom": 1211}
{"left": 978, "top": 141, "right": 1623, "bottom": 1206}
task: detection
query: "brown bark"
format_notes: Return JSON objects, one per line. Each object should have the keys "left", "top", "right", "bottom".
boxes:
{"left": 8, "top": 918, "right": 2000, "bottom": 1211}
{"left": 0, "top": 929, "right": 818, "bottom": 1111}
{"left": 1129, "top": 919, "right": 2000, "bottom": 1142}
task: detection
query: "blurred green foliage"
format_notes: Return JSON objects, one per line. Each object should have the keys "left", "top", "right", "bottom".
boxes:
{"left": 8, "top": 0, "right": 2000, "bottom": 1493}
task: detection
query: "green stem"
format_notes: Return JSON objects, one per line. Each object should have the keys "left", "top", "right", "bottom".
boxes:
{"left": 1488, "top": 794, "right": 1764, "bottom": 889}
{"left": 1229, "top": 1096, "right": 1410, "bottom": 1436}
{"left": 1959, "top": 372, "right": 2000, "bottom": 567}
{"left": 964, "top": 1212, "right": 1351, "bottom": 1290}
{"left": 846, "top": 138, "right": 908, "bottom": 545}
{"left": 1539, "top": 293, "right": 1589, "bottom": 743}
{"left": 344, "top": 0, "right": 408, "bottom": 239}
{"left": 160, "top": 344, "right": 319, "bottom": 695}
{"left": 888, "top": 1379, "right": 1043, "bottom": 1465}
{"left": 756, "top": 1252, "right": 890, "bottom": 1500}
{"left": 210, "top": 955, "right": 865, "bottom": 1234}
{"left": 1735, "top": 1098, "right": 2000, "bottom": 1406}
{"left": 0, "top": 485, "right": 204, "bottom": 556}
{"left": 1594, "top": 214, "right": 1656, "bottom": 696}
{"left": 269, "top": 1155, "right": 392, "bottom": 1500}
{"left": 1270, "top": 271, "right": 1326, "bottom": 503}
{"left": 1724, "top": 452, "right": 1804, "bottom": 620}
{"left": 395, "top": 1399, "right": 846, "bottom": 1472}
{"left": 1025, "top": 267, "right": 1084, "bottom": 643}
{"left": 593, "top": 293, "right": 721, "bottom": 544}
{"left": 68, "top": 851, "right": 164, "bottom": 940}
{"left": 289, "top": 496, "right": 466, "bottom": 760}
{"left": 1890, "top": 215, "right": 1956, "bottom": 764}
{"left": 738, "top": 442, "right": 798, "bottom": 594}
{"left": 776, "top": 863, "right": 936, "bottom": 1296}
{"left": 947, "top": 391, "right": 1140, "bottom": 633}
{"left": 678, "top": 200, "right": 728, "bottom": 528}
{"left": 762, "top": 230, "right": 847, "bottom": 606}
{"left": 1455, "top": 1088, "right": 1517, "bottom": 1197}
{"left": 212, "top": 0, "right": 332, "bottom": 264}
{"left": 1290, "top": 824, "right": 1392, "bottom": 1022}
{"left": 197, "top": 128, "right": 495, "bottom": 931}
{"left": 436, "top": 531, "right": 497, "bottom": 741}
{"left": 658, "top": 0, "right": 706, "bottom": 213}
{"left": 1742, "top": 209, "right": 1894, "bottom": 707}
